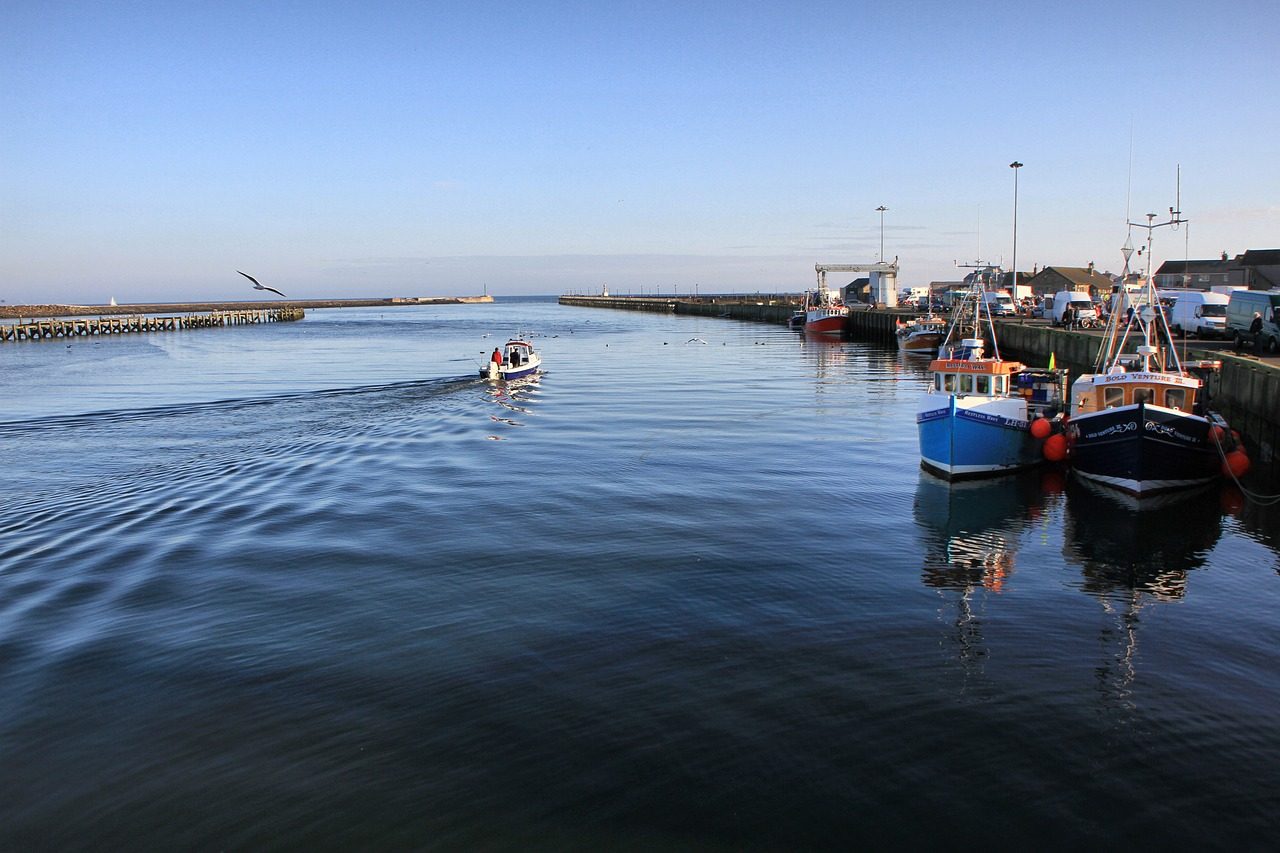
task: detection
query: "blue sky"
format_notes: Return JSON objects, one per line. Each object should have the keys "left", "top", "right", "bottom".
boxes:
{"left": 3, "top": 0, "right": 1277, "bottom": 303}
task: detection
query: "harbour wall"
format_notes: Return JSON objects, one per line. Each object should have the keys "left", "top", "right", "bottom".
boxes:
{"left": 558, "top": 295, "right": 909, "bottom": 340}
{"left": 560, "top": 295, "right": 1280, "bottom": 484}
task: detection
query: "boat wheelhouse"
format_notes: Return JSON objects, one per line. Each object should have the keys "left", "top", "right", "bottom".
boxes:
{"left": 896, "top": 315, "right": 947, "bottom": 354}
{"left": 482, "top": 338, "right": 542, "bottom": 381}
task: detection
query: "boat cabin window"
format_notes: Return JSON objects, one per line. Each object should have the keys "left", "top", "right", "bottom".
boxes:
{"left": 975, "top": 375, "right": 991, "bottom": 395}
{"left": 1103, "top": 387, "right": 1125, "bottom": 408}
{"left": 958, "top": 375, "right": 974, "bottom": 394}
{"left": 994, "top": 376, "right": 1007, "bottom": 394}
{"left": 1133, "top": 387, "right": 1154, "bottom": 405}
{"left": 943, "top": 374, "right": 956, "bottom": 392}
{"left": 1165, "top": 388, "right": 1187, "bottom": 411}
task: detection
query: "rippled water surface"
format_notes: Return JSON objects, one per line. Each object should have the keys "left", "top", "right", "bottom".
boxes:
{"left": 2, "top": 297, "right": 1277, "bottom": 849}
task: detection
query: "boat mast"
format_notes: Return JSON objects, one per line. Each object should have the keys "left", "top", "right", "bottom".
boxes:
{"left": 944, "top": 260, "right": 1002, "bottom": 360}
{"left": 1095, "top": 234, "right": 1136, "bottom": 372}
{"left": 1127, "top": 174, "right": 1187, "bottom": 374}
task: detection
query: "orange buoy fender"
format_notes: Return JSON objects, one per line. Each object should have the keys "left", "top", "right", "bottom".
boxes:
{"left": 1042, "top": 433, "right": 1068, "bottom": 462}
{"left": 1223, "top": 449, "right": 1251, "bottom": 478}
{"left": 1029, "top": 417, "right": 1052, "bottom": 440}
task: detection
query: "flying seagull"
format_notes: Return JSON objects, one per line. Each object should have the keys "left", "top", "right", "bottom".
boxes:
{"left": 237, "top": 270, "right": 287, "bottom": 298}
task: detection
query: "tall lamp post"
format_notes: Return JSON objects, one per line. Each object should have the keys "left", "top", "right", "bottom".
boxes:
{"left": 876, "top": 205, "right": 888, "bottom": 262}
{"left": 1009, "top": 162, "right": 1023, "bottom": 296}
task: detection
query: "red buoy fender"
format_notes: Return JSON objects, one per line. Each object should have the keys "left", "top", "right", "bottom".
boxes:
{"left": 1223, "top": 450, "right": 1251, "bottom": 479}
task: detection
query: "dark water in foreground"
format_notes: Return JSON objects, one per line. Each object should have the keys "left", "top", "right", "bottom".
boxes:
{"left": 2, "top": 297, "right": 1277, "bottom": 850}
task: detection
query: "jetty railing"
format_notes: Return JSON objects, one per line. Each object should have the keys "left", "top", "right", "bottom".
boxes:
{"left": 0, "top": 307, "right": 305, "bottom": 343}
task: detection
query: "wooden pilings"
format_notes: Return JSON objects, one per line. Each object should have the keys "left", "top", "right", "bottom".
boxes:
{"left": 0, "top": 307, "right": 305, "bottom": 343}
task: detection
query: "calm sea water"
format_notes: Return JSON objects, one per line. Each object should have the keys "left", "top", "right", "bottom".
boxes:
{"left": 2, "top": 296, "right": 1277, "bottom": 850}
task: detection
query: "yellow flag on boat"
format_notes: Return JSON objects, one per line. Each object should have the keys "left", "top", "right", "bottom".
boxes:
{"left": 1049, "top": 352, "right": 1056, "bottom": 370}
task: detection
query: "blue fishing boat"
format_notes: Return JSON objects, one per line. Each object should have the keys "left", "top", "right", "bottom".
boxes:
{"left": 916, "top": 266, "right": 1068, "bottom": 480}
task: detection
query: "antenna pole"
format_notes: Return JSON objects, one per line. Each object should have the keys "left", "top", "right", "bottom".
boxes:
{"left": 976, "top": 205, "right": 981, "bottom": 265}
{"left": 1125, "top": 119, "right": 1134, "bottom": 223}
{"left": 1010, "top": 161, "right": 1023, "bottom": 299}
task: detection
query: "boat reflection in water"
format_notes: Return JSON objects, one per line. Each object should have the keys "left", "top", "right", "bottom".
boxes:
{"left": 482, "top": 371, "right": 543, "bottom": 439}
{"left": 1062, "top": 476, "right": 1228, "bottom": 705}
{"left": 914, "top": 468, "right": 1054, "bottom": 592}
{"left": 796, "top": 331, "right": 850, "bottom": 387}
{"left": 913, "top": 469, "right": 1059, "bottom": 672}
{"left": 1062, "top": 476, "right": 1226, "bottom": 602}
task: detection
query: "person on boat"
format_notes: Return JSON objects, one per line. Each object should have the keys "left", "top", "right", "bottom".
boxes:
{"left": 492, "top": 347, "right": 503, "bottom": 366}
{"left": 1250, "top": 312, "right": 1264, "bottom": 349}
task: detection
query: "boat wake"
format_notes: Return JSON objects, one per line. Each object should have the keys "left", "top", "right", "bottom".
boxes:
{"left": 0, "top": 376, "right": 479, "bottom": 436}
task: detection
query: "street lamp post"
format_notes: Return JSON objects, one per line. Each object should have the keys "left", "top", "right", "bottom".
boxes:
{"left": 876, "top": 205, "right": 888, "bottom": 263}
{"left": 1009, "top": 162, "right": 1023, "bottom": 297}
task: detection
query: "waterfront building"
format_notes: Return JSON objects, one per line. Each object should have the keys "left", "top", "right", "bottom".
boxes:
{"left": 1156, "top": 249, "right": 1280, "bottom": 292}
{"left": 1027, "top": 264, "right": 1116, "bottom": 299}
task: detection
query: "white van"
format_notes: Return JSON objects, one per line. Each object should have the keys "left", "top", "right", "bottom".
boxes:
{"left": 1051, "top": 291, "right": 1097, "bottom": 326}
{"left": 1227, "top": 289, "right": 1280, "bottom": 353}
{"left": 982, "top": 290, "right": 1017, "bottom": 316}
{"left": 1164, "top": 290, "right": 1230, "bottom": 338}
